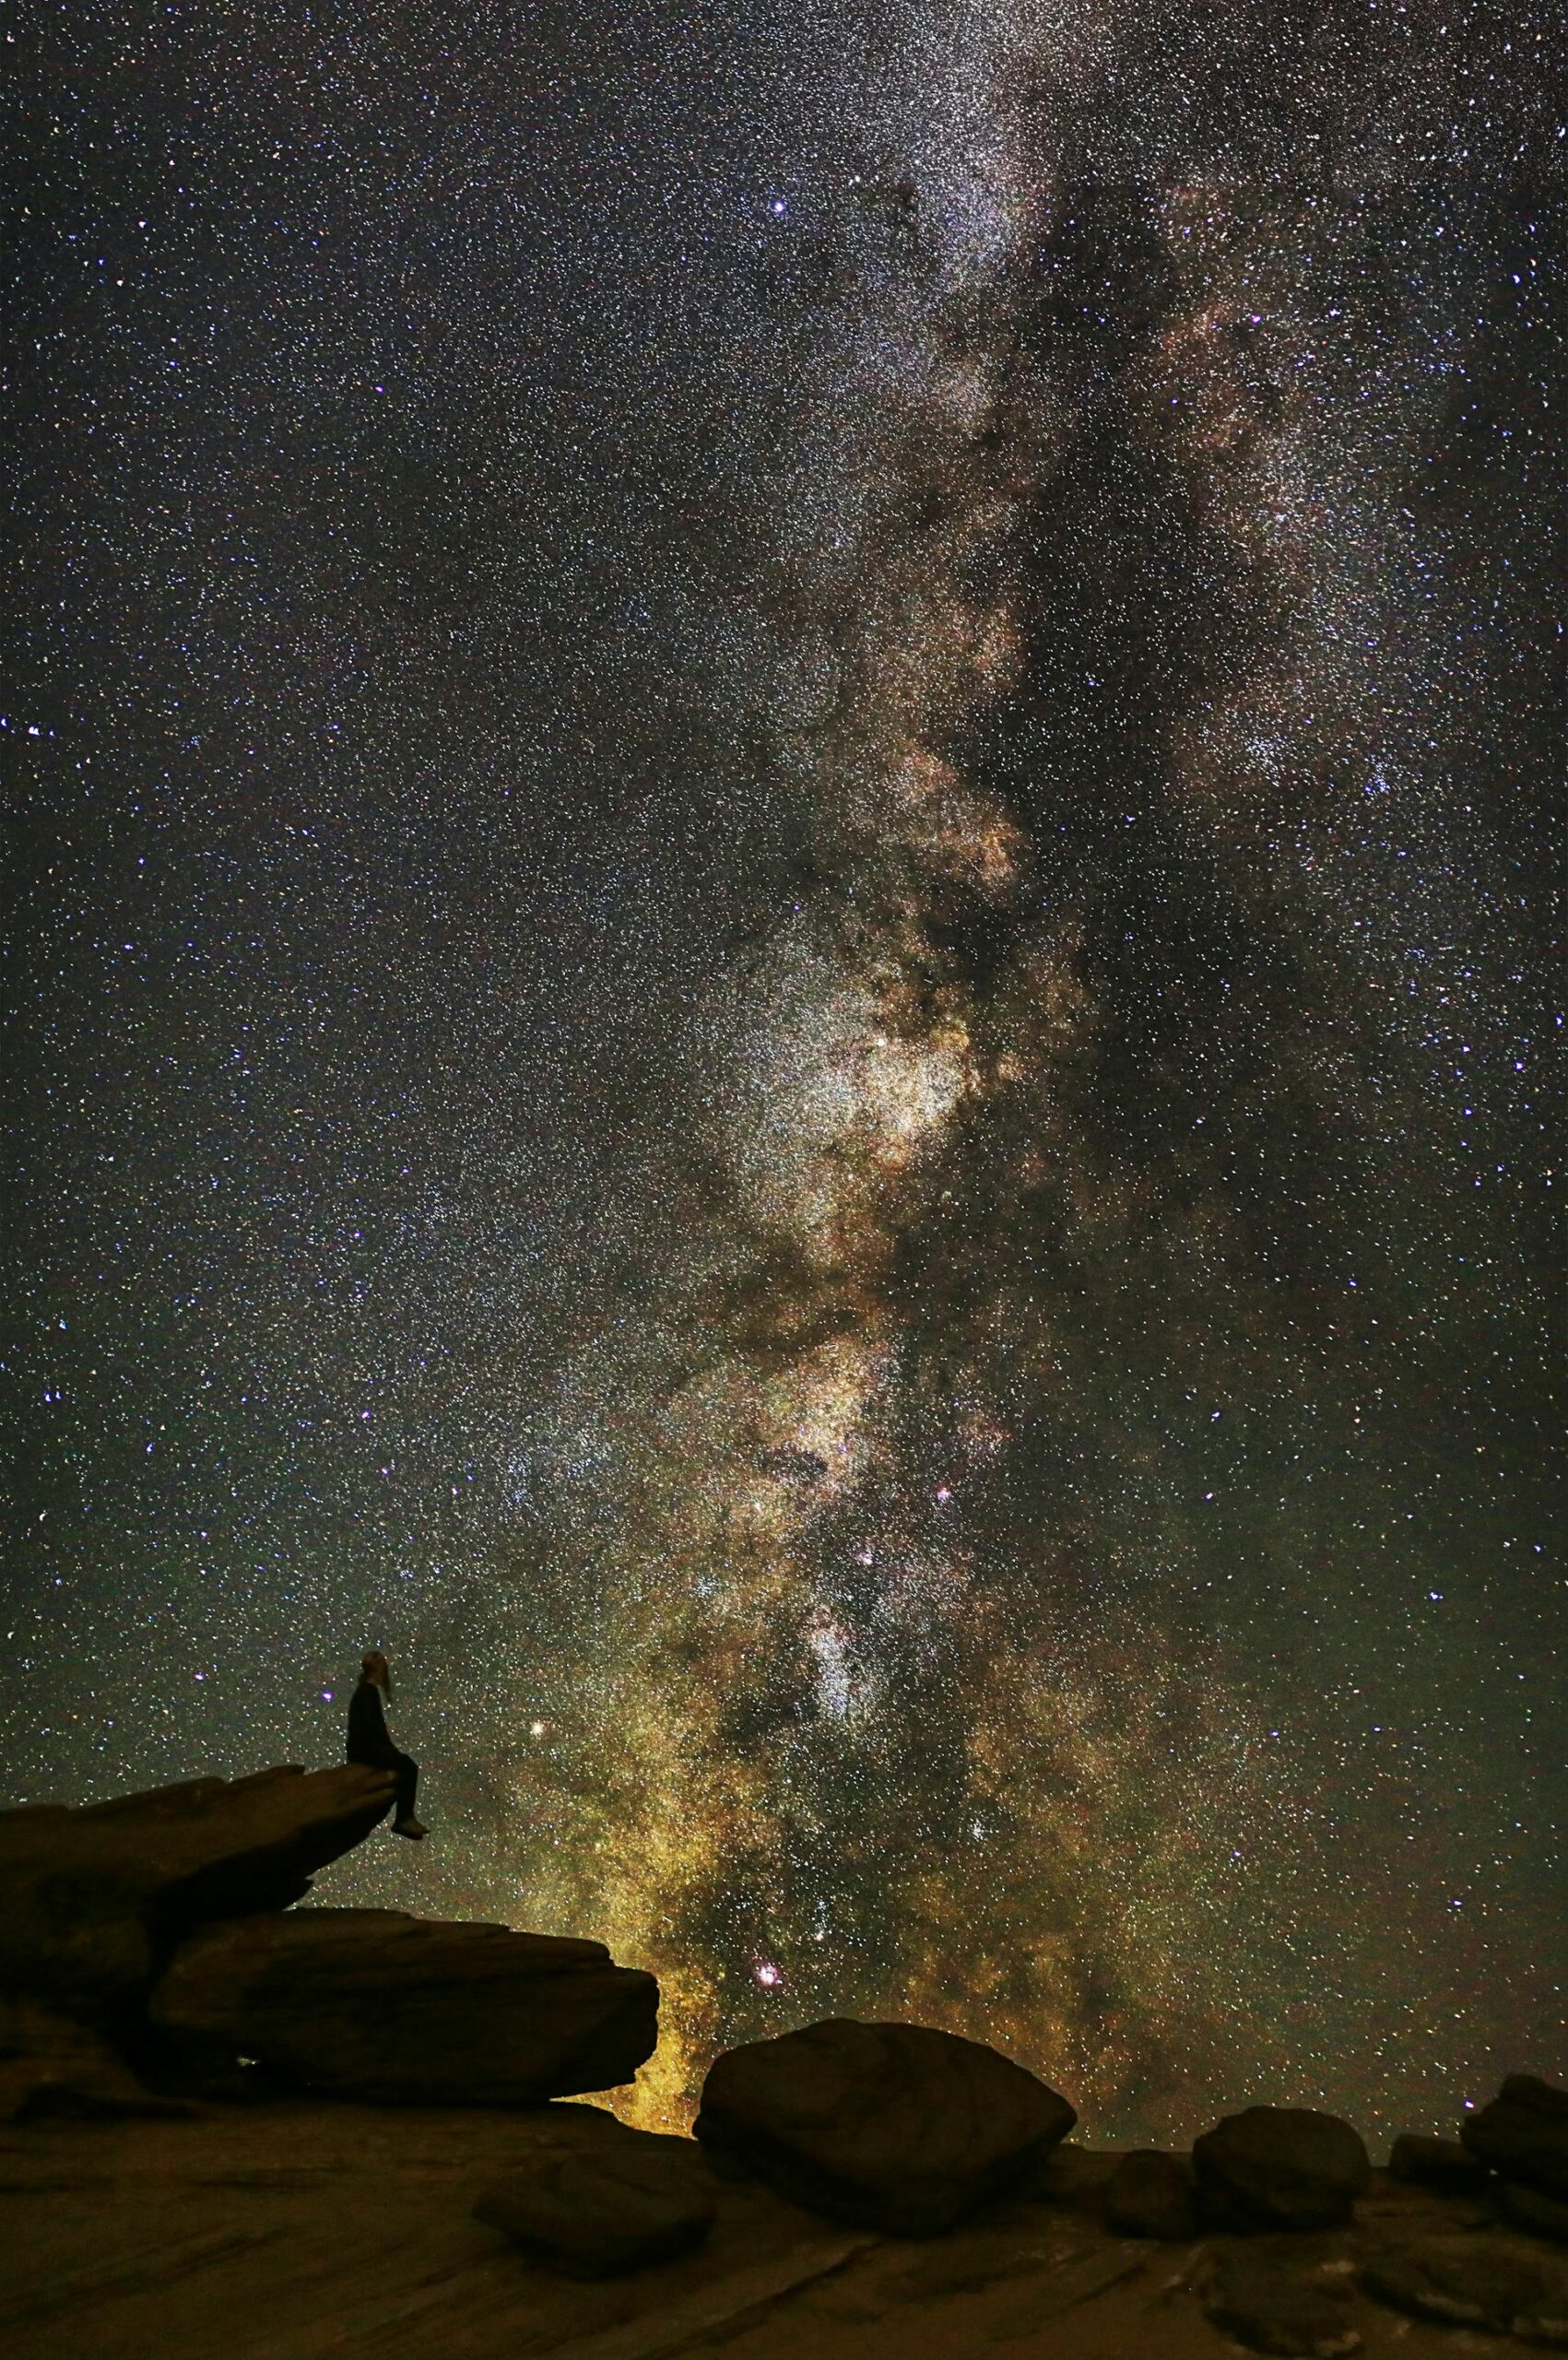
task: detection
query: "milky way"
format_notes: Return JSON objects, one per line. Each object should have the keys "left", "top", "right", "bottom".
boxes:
{"left": 6, "top": 3, "right": 1562, "bottom": 2143}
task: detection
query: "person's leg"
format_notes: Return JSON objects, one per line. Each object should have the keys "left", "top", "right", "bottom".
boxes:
{"left": 392, "top": 1752, "right": 424, "bottom": 1834}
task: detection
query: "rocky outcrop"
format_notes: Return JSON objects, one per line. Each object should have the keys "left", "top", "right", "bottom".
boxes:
{"left": 1102, "top": 2148, "right": 1198, "bottom": 2239}
{"left": 1463, "top": 2074, "right": 1568, "bottom": 2200}
{"left": 474, "top": 2119, "right": 717, "bottom": 2275}
{"left": 0, "top": 1765, "right": 395, "bottom": 2012}
{"left": 148, "top": 1907, "right": 659, "bottom": 2103}
{"left": 19, "top": 2088, "right": 1568, "bottom": 2360}
{"left": 693, "top": 2018, "right": 1076, "bottom": 2236}
{"left": 0, "top": 1764, "right": 659, "bottom": 2117}
{"left": 1193, "top": 2106, "right": 1372, "bottom": 2232}
{"left": 1362, "top": 2231, "right": 1568, "bottom": 2341}
{"left": 17, "top": 1752, "right": 1568, "bottom": 2360}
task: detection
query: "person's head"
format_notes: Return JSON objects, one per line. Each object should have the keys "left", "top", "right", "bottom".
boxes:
{"left": 361, "top": 1650, "right": 391, "bottom": 1694}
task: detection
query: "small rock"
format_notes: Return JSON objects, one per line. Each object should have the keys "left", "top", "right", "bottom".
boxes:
{"left": 474, "top": 2126, "right": 716, "bottom": 2276}
{"left": 1102, "top": 2149, "right": 1198, "bottom": 2240}
{"left": 1462, "top": 2075, "right": 1568, "bottom": 2201}
{"left": 1194, "top": 2106, "right": 1372, "bottom": 2231}
{"left": 1362, "top": 2230, "right": 1568, "bottom": 2342}
{"left": 1017, "top": 2140, "right": 1118, "bottom": 2208}
{"left": 1497, "top": 2177, "right": 1568, "bottom": 2247}
{"left": 1387, "top": 2133, "right": 1491, "bottom": 2195}
{"left": 693, "top": 2018, "right": 1076, "bottom": 2236}
{"left": 1205, "top": 2252, "right": 1362, "bottom": 2356}
{"left": 148, "top": 1908, "right": 658, "bottom": 2104}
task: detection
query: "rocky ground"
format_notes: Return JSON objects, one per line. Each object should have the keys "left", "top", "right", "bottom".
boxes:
{"left": 0, "top": 2101, "right": 1555, "bottom": 2360}
{"left": 5, "top": 1766, "right": 1567, "bottom": 2358}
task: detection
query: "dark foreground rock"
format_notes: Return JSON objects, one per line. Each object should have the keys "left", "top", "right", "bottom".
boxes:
{"left": 1387, "top": 2133, "right": 1491, "bottom": 2196}
{"left": 1204, "top": 2251, "right": 1362, "bottom": 2356}
{"left": 0, "top": 1998, "right": 187, "bottom": 2124}
{"left": 1463, "top": 2074, "right": 1568, "bottom": 2200}
{"left": 1194, "top": 2106, "right": 1372, "bottom": 2231}
{"left": 1497, "top": 2177, "right": 1568, "bottom": 2247}
{"left": 0, "top": 1765, "right": 395, "bottom": 2011}
{"left": 1362, "top": 2231, "right": 1568, "bottom": 2342}
{"left": 1102, "top": 2147, "right": 1198, "bottom": 2239}
{"left": 474, "top": 2121, "right": 717, "bottom": 2275}
{"left": 693, "top": 2017, "right": 1076, "bottom": 2236}
{"left": 18, "top": 2092, "right": 1568, "bottom": 2360}
{"left": 148, "top": 1907, "right": 658, "bottom": 2103}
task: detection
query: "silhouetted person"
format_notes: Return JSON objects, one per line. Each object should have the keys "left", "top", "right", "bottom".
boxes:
{"left": 347, "top": 1650, "right": 426, "bottom": 1838}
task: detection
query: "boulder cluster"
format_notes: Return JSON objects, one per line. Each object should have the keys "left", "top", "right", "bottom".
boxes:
{"left": 4, "top": 1765, "right": 1567, "bottom": 2355}
{"left": 0, "top": 1763, "right": 655, "bottom": 2116}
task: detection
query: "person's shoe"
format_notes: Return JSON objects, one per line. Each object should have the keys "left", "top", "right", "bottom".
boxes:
{"left": 393, "top": 1816, "right": 428, "bottom": 1840}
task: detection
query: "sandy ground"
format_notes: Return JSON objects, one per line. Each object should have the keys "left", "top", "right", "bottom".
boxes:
{"left": 0, "top": 2098, "right": 1529, "bottom": 2359}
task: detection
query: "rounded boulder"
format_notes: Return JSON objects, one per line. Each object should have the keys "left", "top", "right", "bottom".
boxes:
{"left": 693, "top": 2017, "right": 1076, "bottom": 2236}
{"left": 1193, "top": 2106, "right": 1371, "bottom": 2231}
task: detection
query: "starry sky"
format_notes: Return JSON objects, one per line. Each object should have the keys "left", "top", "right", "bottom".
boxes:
{"left": 6, "top": 2, "right": 1563, "bottom": 2144}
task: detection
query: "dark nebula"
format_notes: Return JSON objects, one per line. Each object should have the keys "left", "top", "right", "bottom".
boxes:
{"left": 6, "top": 2, "right": 1562, "bottom": 2138}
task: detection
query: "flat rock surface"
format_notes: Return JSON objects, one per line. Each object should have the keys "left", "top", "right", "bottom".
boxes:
{"left": 0, "top": 2106, "right": 1549, "bottom": 2360}
{"left": 148, "top": 1908, "right": 658, "bottom": 2104}
{"left": 694, "top": 2019, "right": 1076, "bottom": 2236}
{"left": 1362, "top": 2229, "right": 1568, "bottom": 2341}
{"left": 0, "top": 1767, "right": 395, "bottom": 2009}
{"left": 1204, "top": 2250, "right": 1361, "bottom": 2355}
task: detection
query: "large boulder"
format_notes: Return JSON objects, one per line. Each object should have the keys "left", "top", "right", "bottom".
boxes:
{"left": 0, "top": 1765, "right": 395, "bottom": 2012}
{"left": 147, "top": 1907, "right": 658, "bottom": 2104}
{"left": 1193, "top": 2107, "right": 1371, "bottom": 2231}
{"left": 475, "top": 2122, "right": 716, "bottom": 2275}
{"left": 1461, "top": 2075, "right": 1568, "bottom": 2201}
{"left": 692, "top": 2018, "right": 1076, "bottom": 2236}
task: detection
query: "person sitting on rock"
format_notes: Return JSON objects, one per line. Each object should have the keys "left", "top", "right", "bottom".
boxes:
{"left": 347, "top": 1650, "right": 427, "bottom": 1839}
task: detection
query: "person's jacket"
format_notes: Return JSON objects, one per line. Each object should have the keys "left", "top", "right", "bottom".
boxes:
{"left": 347, "top": 1678, "right": 399, "bottom": 1767}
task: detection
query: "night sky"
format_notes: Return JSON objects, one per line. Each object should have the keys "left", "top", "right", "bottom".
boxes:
{"left": 6, "top": 3, "right": 1563, "bottom": 2144}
